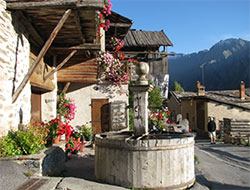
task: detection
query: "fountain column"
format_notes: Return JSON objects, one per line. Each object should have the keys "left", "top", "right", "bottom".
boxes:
{"left": 129, "top": 62, "right": 150, "bottom": 136}
{"left": 95, "top": 62, "right": 195, "bottom": 190}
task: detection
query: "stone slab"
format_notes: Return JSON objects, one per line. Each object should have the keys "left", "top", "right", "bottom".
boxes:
{"left": 57, "top": 177, "right": 128, "bottom": 190}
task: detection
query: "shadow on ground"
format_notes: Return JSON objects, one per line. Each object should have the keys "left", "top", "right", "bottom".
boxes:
{"left": 61, "top": 153, "right": 96, "bottom": 182}
{"left": 196, "top": 173, "right": 250, "bottom": 190}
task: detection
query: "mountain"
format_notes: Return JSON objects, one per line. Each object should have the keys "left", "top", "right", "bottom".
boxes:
{"left": 168, "top": 38, "right": 250, "bottom": 91}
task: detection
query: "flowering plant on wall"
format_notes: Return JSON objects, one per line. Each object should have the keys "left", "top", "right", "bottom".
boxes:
{"left": 57, "top": 122, "right": 73, "bottom": 140}
{"left": 48, "top": 118, "right": 63, "bottom": 140}
{"left": 99, "top": 52, "right": 129, "bottom": 86}
{"left": 57, "top": 92, "right": 77, "bottom": 122}
{"left": 111, "top": 37, "right": 125, "bottom": 60}
{"left": 96, "top": 0, "right": 112, "bottom": 42}
{"left": 98, "top": 36, "right": 140, "bottom": 87}
{"left": 127, "top": 58, "right": 139, "bottom": 66}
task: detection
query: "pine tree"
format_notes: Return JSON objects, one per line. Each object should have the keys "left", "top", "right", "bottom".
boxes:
{"left": 173, "top": 81, "right": 184, "bottom": 92}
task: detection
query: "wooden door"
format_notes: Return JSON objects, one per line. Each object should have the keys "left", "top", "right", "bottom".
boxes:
{"left": 91, "top": 99, "right": 109, "bottom": 134}
{"left": 196, "top": 101, "right": 205, "bottom": 131}
{"left": 31, "top": 93, "right": 41, "bottom": 123}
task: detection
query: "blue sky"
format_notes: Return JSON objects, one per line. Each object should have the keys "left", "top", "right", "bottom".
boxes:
{"left": 111, "top": 0, "right": 250, "bottom": 54}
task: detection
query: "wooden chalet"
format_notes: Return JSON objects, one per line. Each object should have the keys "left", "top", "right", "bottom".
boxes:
{"left": 122, "top": 29, "right": 173, "bottom": 98}
{"left": 0, "top": 0, "right": 133, "bottom": 135}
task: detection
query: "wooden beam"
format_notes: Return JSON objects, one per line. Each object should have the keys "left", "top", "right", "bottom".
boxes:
{"left": 109, "top": 23, "right": 132, "bottom": 28}
{"left": 76, "top": 0, "right": 103, "bottom": 8}
{"left": 51, "top": 43, "right": 101, "bottom": 50}
{"left": 7, "top": 0, "right": 103, "bottom": 10}
{"left": 7, "top": 0, "right": 77, "bottom": 9}
{"left": 44, "top": 50, "right": 77, "bottom": 81}
{"left": 123, "top": 51, "right": 176, "bottom": 56}
{"left": 12, "top": 9, "right": 72, "bottom": 103}
{"left": 14, "top": 11, "right": 44, "bottom": 46}
{"left": 62, "top": 82, "right": 71, "bottom": 93}
{"left": 57, "top": 78, "right": 97, "bottom": 83}
{"left": 73, "top": 10, "right": 85, "bottom": 44}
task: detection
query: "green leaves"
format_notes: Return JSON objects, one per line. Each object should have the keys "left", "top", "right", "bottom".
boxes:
{"left": 149, "top": 86, "right": 162, "bottom": 106}
{"left": 173, "top": 81, "right": 184, "bottom": 92}
{"left": 0, "top": 129, "right": 45, "bottom": 157}
{"left": 0, "top": 135, "right": 22, "bottom": 157}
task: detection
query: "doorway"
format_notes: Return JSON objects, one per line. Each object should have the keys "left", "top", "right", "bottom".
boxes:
{"left": 196, "top": 101, "right": 205, "bottom": 133}
{"left": 91, "top": 99, "right": 109, "bottom": 134}
{"left": 31, "top": 93, "right": 41, "bottom": 123}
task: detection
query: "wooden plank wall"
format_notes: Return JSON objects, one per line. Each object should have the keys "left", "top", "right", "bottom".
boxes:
{"left": 224, "top": 118, "right": 250, "bottom": 137}
{"left": 57, "top": 58, "right": 98, "bottom": 82}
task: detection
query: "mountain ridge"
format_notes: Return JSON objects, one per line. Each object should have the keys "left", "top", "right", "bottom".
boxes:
{"left": 168, "top": 38, "right": 250, "bottom": 91}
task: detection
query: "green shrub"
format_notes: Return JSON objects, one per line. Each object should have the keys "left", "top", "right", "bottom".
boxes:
{"left": 0, "top": 135, "right": 22, "bottom": 157}
{"left": 149, "top": 86, "right": 162, "bottom": 106}
{"left": 0, "top": 126, "right": 46, "bottom": 157}
{"left": 129, "top": 108, "right": 134, "bottom": 131}
{"left": 173, "top": 81, "right": 184, "bottom": 92}
{"left": 80, "top": 124, "right": 93, "bottom": 141}
{"left": 14, "top": 130, "right": 45, "bottom": 155}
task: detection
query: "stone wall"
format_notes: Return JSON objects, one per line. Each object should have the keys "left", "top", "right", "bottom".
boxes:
{"left": 0, "top": 143, "right": 66, "bottom": 176}
{"left": 207, "top": 102, "right": 250, "bottom": 130}
{"left": 41, "top": 73, "right": 57, "bottom": 122}
{"left": 65, "top": 82, "right": 129, "bottom": 128}
{"left": 0, "top": 0, "right": 31, "bottom": 137}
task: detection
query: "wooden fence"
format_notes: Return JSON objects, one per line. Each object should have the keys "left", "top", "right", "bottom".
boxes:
{"left": 224, "top": 118, "right": 250, "bottom": 137}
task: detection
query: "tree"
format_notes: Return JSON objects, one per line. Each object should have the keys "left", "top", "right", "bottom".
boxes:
{"left": 149, "top": 86, "right": 162, "bottom": 106}
{"left": 173, "top": 81, "right": 184, "bottom": 92}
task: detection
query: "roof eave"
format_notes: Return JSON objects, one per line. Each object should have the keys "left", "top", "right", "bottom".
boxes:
{"left": 6, "top": 0, "right": 104, "bottom": 10}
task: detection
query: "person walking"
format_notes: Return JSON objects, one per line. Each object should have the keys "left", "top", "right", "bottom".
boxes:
{"left": 207, "top": 117, "right": 216, "bottom": 144}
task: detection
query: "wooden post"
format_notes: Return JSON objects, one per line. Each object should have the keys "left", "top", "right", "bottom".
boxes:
{"left": 62, "top": 82, "right": 71, "bottom": 93}
{"left": 44, "top": 50, "right": 77, "bottom": 81}
{"left": 12, "top": 9, "right": 72, "bottom": 103}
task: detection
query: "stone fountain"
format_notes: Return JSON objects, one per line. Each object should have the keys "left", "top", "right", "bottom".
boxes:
{"left": 95, "top": 62, "right": 195, "bottom": 189}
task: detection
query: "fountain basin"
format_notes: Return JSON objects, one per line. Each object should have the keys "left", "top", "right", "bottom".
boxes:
{"left": 95, "top": 131, "right": 195, "bottom": 189}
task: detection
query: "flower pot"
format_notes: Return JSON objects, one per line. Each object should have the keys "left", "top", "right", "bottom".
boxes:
{"left": 53, "top": 135, "right": 61, "bottom": 144}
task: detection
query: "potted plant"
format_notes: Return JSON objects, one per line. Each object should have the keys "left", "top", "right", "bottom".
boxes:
{"left": 72, "top": 131, "right": 81, "bottom": 142}
{"left": 80, "top": 123, "right": 93, "bottom": 142}
{"left": 65, "top": 135, "right": 85, "bottom": 155}
{"left": 47, "top": 118, "right": 62, "bottom": 144}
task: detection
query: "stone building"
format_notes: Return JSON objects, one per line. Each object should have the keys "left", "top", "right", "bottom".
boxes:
{"left": 0, "top": 0, "right": 57, "bottom": 137}
{"left": 0, "top": 0, "right": 133, "bottom": 137}
{"left": 168, "top": 81, "right": 250, "bottom": 136}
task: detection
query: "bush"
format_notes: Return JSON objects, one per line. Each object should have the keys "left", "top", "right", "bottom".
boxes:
{"left": 129, "top": 108, "right": 134, "bottom": 131}
{"left": 0, "top": 123, "right": 47, "bottom": 157}
{"left": 149, "top": 86, "right": 162, "bottom": 106}
{"left": 29, "top": 122, "right": 49, "bottom": 145}
{"left": 0, "top": 135, "right": 22, "bottom": 157}
{"left": 173, "top": 81, "right": 184, "bottom": 92}
{"left": 14, "top": 130, "right": 45, "bottom": 155}
{"left": 80, "top": 124, "right": 93, "bottom": 141}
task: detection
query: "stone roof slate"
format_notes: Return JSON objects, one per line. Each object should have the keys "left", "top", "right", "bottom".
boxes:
{"left": 171, "top": 89, "right": 250, "bottom": 111}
